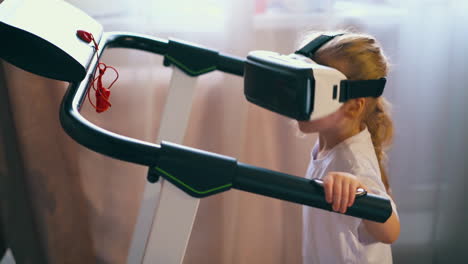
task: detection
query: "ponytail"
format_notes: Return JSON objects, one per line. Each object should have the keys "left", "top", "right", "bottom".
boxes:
{"left": 364, "top": 97, "right": 393, "bottom": 192}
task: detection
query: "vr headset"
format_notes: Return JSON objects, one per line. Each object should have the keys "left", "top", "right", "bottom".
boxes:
{"left": 244, "top": 34, "right": 386, "bottom": 121}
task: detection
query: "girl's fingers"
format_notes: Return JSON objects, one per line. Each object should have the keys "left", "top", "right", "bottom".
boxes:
{"left": 348, "top": 182, "right": 359, "bottom": 207}
{"left": 323, "top": 173, "right": 367, "bottom": 213}
{"left": 332, "top": 178, "right": 342, "bottom": 212}
{"left": 324, "top": 177, "right": 334, "bottom": 203}
{"left": 340, "top": 180, "right": 349, "bottom": 213}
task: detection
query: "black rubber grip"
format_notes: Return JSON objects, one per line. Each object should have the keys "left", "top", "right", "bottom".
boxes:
{"left": 233, "top": 162, "right": 392, "bottom": 223}
{"left": 217, "top": 52, "right": 245, "bottom": 77}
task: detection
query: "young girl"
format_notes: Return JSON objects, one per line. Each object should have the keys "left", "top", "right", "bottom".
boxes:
{"left": 299, "top": 31, "right": 400, "bottom": 263}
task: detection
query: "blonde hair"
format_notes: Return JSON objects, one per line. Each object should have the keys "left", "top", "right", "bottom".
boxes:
{"left": 300, "top": 31, "right": 394, "bottom": 192}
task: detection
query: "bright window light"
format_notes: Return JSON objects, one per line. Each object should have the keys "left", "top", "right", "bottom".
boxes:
{"left": 148, "top": 0, "right": 227, "bottom": 32}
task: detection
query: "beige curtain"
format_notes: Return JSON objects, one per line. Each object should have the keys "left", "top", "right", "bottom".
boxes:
{"left": 0, "top": 63, "right": 97, "bottom": 263}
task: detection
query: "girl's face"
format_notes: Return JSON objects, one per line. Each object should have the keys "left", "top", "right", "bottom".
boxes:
{"left": 297, "top": 98, "right": 367, "bottom": 136}
{"left": 297, "top": 106, "right": 346, "bottom": 134}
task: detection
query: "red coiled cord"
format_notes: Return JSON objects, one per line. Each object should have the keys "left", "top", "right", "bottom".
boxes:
{"left": 77, "top": 30, "right": 119, "bottom": 113}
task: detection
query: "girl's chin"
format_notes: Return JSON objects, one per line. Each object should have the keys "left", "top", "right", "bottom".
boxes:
{"left": 297, "top": 121, "right": 319, "bottom": 134}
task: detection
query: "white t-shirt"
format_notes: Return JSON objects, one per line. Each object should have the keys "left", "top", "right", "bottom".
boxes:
{"left": 302, "top": 128, "right": 397, "bottom": 264}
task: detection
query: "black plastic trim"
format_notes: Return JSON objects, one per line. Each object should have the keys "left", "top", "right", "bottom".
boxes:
{"left": 163, "top": 39, "right": 219, "bottom": 76}
{"left": 162, "top": 39, "right": 245, "bottom": 77}
{"left": 153, "top": 142, "right": 236, "bottom": 198}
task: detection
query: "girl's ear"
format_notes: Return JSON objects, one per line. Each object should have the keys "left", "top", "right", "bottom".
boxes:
{"left": 343, "top": 98, "right": 366, "bottom": 118}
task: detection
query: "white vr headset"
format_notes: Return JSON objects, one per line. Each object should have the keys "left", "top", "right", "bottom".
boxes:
{"left": 243, "top": 34, "right": 386, "bottom": 121}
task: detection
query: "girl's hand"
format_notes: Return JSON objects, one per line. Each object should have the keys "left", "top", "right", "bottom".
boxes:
{"left": 322, "top": 172, "right": 368, "bottom": 214}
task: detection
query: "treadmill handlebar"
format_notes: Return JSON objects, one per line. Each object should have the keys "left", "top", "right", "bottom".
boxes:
{"left": 150, "top": 141, "right": 392, "bottom": 223}
{"left": 59, "top": 32, "right": 392, "bottom": 223}
{"left": 104, "top": 32, "right": 246, "bottom": 77}
{"left": 217, "top": 52, "right": 245, "bottom": 76}
{"left": 235, "top": 163, "right": 392, "bottom": 223}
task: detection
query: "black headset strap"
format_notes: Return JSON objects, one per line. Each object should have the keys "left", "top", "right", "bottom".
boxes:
{"left": 339, "top": 78, "right": 387, "bottom": 102}
{"left": 295, "top": 33, "right": 344, "bottom": 58}
{"left": 296, "top": 33, "right": 386, "bottom": 101}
